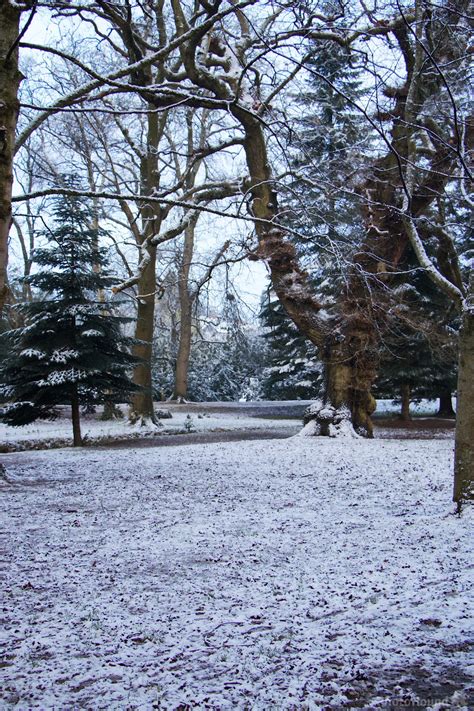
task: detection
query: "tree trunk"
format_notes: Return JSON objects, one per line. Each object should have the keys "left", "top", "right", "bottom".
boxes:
{"left": 400, "top": 383, "right": 411, "bottom": 422}
{"left": 129, "top": 243, "right": 158, "bottom": 424}
{"left": 71, "top": 389, "right": 83, "bottom": 447}
{"left": 174, "top": 297, "right": 192, "bottom": 400}
{"left": 437, "top": 390, "right": 455, "bottom": 418}
{"left": 0, "top": 1, "right": 22, "bottom": 313}
{"left": 453, "top": 299, "right": 474, "bottom": 506}
{"left": 235, "top": 109, "right": 384, "bottom": 436}
{"left": 101, "top": 401, "right": 123, "bottom": 420}
{"left": 129, "top": 110, "right": 162, "bottom": 425}
{"left": 173, "top": 221, "right": 195, "bottom": 401}
{"left": 323, "top": 329, "right": 378, "bottom": 436}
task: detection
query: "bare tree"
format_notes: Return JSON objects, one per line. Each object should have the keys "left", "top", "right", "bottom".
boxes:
{"left": 4, "top": 0, "right": 472, "bottom": 501}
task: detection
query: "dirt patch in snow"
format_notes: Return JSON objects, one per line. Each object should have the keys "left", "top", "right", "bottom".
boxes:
{"left": 93, "top": 427, "right": 297, "bottom": 450}
{"left": 375, "top": 417, "right": 455, "bottom": 440}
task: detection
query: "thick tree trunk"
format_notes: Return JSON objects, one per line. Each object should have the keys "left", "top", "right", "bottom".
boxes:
{"left": 71, "top": 390, "right": 83, "bottom": 447}
{"left": 400, "top": 383, "right": 411, "bottom": 422}
{"left": 453, "top": 301, "right": 474, "bottom": 506}
{"left": 236, "top": 109, "right": 384, "bottom": 435}
{"left": 323, "top": 328, "right": 378, "bottom": 436}
{"left": 437, "top": 390, "right": 455, "bottom": 418}
{"left": 173, "top": 222, "right": 195, "bottom": 401}
{"left": 0, "top": 1, "right": 22, "bottom": 313}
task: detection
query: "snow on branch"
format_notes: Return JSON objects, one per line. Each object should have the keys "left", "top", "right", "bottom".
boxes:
{"left": 14, "top": 0, "right": 256, "bottom": 152}
{"left": 11, "top": 187, "right": 260, "bottom": 225}
{"left": 112, "top": 179, "right": 242, "bottom": 295}
{"left": 402, "top": 215, "right": 464, "bottom": 306}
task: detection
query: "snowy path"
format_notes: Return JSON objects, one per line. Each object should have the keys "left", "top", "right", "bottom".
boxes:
{"left": 1, "top": 438, "right": 472, "bottom": 710}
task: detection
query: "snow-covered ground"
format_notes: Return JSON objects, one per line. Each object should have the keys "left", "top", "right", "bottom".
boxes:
{"left": 375, "top": 399, "right": 448, "bottom": 417}
{"left": 0, "top": 399, "right": 452, "bottom": 451}
{"left": 1, "top": 436, "right": 472, "bottom": 709}
{"left": 0, "top": 402, "right": 302, "bottom": 451}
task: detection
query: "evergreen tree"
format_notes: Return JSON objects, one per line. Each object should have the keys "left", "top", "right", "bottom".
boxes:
{"left": 0, "top": 191, "right": 140, "bottom": 445}
{"left": 261, "top": 40, "right": 367, "bottom": 398}
{"left": 374, "top": 248, "right": 460, "bottom": 419}
{"left": 260, "top": 289, "right": 322, "bottom": 400}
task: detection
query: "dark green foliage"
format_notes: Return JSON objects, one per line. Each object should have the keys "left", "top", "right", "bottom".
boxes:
{"left": 261, "top": 41, "right": 367, "bottom": 399}
{"left": 260, "top": 290, "right": 322, "bottom": 400}
{"left": 375, "top": 250, "right": 459, "bottom": 404}
{"left": 0, "top": 190, "right": 140, "bottom": 428}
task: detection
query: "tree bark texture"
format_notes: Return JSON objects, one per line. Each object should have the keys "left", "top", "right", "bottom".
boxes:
{"left": 130, "top": 243, "right": 158, "bottom": 422}
{"left": 129, "top": 111, "right": 162, "bottom": 424}
{"left": 0, "top": 1, "right": 22, "bottom": 313}
{"left": 453, "top": 292, "right": 474, "bottom": 505}
{"left": 173, "top": 222, "right": 195, "bottom": 400}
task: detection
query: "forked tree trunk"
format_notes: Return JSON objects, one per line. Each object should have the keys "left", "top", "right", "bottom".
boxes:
{"left": 0, "top": 1, "right": 22, "bottom": 313}
{"left": 71, "top": 389, "right": 83, "bottom": 447}
{"left": 437, "top": 390, "right": 455, "bottom": 418}
{"left": 400, "top": 383, "right": 411, "bottom": 422}
{"left": 236, "top": 110, "right": 386, "bottom": 436}
{"left": 453, "top": 300, "right": 474, "bottom": 506}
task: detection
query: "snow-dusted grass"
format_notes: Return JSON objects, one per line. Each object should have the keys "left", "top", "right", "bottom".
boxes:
{"left": 0, "top": 403, "right": 302, "bottom": 450}
{"left": 375, "top": 399, "right": 449, "bottom": 417}
{"left": 1, "top": 437, "right": 472, "bottom": 709}
{"left": 0, "top": 399, "right": 454, "bottom": 451}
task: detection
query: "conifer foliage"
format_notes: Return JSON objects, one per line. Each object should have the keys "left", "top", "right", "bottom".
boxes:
{"left": 260, "top": 290, "right": 322, "bottom": 400}
{"left": 0, "top": 191, "right": 140, "bottom": 445}
{"left": 260, "top": 41, "right": 366, "bottom": 399}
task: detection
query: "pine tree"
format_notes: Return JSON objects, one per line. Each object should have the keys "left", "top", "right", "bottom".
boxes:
{"left": 0, "top": 191, "right": 140, "bottom": 445}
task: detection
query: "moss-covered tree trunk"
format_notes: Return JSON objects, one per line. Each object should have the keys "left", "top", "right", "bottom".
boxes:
{"left": 0, "top": 1, "right": 22, "bottom": 313}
